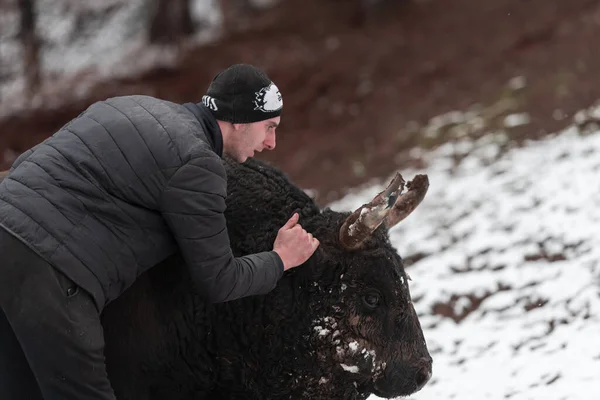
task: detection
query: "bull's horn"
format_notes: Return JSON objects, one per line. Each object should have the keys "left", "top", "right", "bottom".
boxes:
{"left": 339, "top": 173, "right": 429, "bottom": 250}
{"left": 384, "top": 174, "right": 429, "bottom": 229}
{"left": 339, "top": 173, "right": 405, "bottom": 250}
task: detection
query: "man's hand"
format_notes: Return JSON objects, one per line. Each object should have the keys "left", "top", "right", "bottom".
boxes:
{"left": 273, "top": 213, "right": 320, "bottom": 271}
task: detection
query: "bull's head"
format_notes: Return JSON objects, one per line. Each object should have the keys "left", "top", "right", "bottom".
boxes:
{"left": 307, "top": 172, "right": 431, "bottom": 399}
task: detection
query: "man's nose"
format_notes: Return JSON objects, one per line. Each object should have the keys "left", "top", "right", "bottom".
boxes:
{"left": 264, "top": 132, "right": 276, "bottom": 150}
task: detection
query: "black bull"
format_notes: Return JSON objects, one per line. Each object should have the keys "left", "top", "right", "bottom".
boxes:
{"left": 0, "top": 158, "right": 432, "bottom": 400}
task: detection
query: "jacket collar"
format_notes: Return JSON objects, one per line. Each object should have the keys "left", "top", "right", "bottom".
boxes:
{"left": 183, "top": 102, "right": 224, "bottom": 158}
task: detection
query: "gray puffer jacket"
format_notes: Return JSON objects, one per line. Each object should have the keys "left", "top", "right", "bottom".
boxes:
{"left": 0, "top": 95, "right": 283, "bottom": 311}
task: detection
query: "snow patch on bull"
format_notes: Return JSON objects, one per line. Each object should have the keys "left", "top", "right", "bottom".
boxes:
{"left": 347, "top": 205, "right": 385, "bottom": 237}
{"left": 312, "top": 316, "right": 387, "bottom": 379}
{"left": 314, "top": 326, "right": 331, "bottom": 337}
{"left": 341, "top": 363, "right": 360, "bottom": 373}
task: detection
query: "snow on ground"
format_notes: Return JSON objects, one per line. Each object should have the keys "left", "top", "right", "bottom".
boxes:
{"left": 329, "top": 104, "right": 600, "bottom": 400}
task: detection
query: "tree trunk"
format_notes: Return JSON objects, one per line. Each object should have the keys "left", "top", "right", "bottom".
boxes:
{"left": 148, "top": 0, "right": 194, "bottom": 44}
{"left": 18, "top": 0, "right": 41, "bottom": 99}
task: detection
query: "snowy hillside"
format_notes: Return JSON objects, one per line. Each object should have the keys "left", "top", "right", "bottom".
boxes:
{"left": 329, "top": 104, "right": 600, "bottom": 400}
{"left": 0, "top": 0, "right": 232, "bottom": 115}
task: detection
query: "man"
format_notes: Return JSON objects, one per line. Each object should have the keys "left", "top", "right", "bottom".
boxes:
{"left": 0, "top": 63, "right": 320, "bottom": 399}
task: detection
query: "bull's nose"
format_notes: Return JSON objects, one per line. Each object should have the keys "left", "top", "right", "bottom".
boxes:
{"left": 415, "top": 357, "right": 432, "bottom": 390}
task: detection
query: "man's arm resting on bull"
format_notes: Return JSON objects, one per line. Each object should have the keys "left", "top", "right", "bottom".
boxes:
{"left": 160, "top": 156, "right": 284, "bottom": 303}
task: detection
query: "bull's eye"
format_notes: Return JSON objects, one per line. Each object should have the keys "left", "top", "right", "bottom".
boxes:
{"left": 362, "top": 292, "right": 381, "bottom": 309}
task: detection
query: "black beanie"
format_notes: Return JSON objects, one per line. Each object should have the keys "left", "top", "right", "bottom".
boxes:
{"left": 201, "top": 64, "right": 283, "bottom": 124}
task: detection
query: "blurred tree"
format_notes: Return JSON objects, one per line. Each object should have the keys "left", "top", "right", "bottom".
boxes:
{"left": 148, "top": 0, "right": 194, "bottom": 44}
{"left": 17, "top": 0, "right": 41, "bottom": 99}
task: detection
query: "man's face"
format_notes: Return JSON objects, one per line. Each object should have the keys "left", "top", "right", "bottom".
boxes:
{"left": 226, "top": 117, "right": 280, "bottom": 162}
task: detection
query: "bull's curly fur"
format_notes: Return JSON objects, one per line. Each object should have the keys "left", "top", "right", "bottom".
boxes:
{"left": 101, "top": 157, "right": 432, "bottom": 400}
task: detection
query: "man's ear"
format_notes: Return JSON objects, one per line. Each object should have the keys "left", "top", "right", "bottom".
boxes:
{"left": 232, "top": 123, "right": 248, "bottom": 132}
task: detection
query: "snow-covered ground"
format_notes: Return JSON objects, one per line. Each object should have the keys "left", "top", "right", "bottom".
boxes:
{"left": 328, "top": 104, "right": 600, "bottom": 399}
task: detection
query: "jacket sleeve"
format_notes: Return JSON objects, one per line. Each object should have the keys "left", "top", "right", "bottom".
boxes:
{"left": 160, "top": 155, "right": 284, "bottom": 303}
